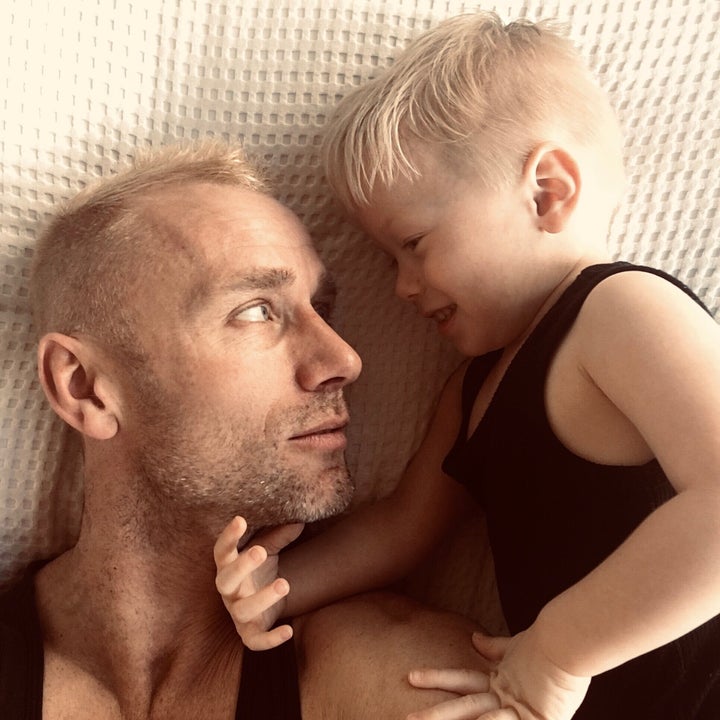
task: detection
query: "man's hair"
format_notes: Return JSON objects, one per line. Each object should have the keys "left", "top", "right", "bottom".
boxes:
{"left": 323, "top": 11, "right": 623, "bottom": 209}
{"left": 30, "top": 140, "right": 269, "bottom": 359}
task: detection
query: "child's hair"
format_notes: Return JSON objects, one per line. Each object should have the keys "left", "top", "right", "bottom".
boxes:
{"left": 31, "top": 140, "right": 268, "bottom": 360}
{"left": 323, "top": 11, "right": 624, "bottom": 210}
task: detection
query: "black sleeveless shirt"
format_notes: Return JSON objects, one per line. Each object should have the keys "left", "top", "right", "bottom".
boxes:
{"left": 443, "top": 262, "right": 720, "bottom": 719}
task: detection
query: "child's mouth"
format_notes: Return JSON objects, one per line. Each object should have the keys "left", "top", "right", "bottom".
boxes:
{"left": 431, "top": 304, "right": 456, "bottom": 331}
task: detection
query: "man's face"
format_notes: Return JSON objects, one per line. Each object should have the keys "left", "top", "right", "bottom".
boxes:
{"left": 119, "top": 182, "right": 362, "bottom": 533}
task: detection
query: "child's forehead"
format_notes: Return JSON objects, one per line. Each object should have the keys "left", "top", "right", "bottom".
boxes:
{"left": 384, "top": 140, "right": 465, "bottom": 190}
{"left": 398, "top": 139, "right": 510, "bottom": 195}
{"left": 360, "top": 161, "right": 465, "bottom": 232}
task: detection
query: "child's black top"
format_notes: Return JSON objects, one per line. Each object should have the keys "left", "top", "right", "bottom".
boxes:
{"left": 443, "top": 262, "right": 720, "bottom": 719}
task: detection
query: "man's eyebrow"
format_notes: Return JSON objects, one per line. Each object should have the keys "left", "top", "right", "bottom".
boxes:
{"left": 184, "top": 267, "right": 296, "bottom": 313}
{"left": 222, "top": 267, "right": 296, "bottom": 293}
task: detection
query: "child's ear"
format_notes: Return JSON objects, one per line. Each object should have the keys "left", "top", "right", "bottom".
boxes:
{"left": 37, "top": 333, "right": 121, "bottom": 440}
{"left": 523, "top": 143, "right": 580, "bottom": 233}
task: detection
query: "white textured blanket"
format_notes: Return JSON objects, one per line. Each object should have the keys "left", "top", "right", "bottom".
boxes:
{"left": 1, "top": 0, "right": 718, "bottom": 633}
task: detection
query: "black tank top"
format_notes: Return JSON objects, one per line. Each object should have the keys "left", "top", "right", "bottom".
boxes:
{"left": 443, "top": 262, "right": 720, "bottom": 719}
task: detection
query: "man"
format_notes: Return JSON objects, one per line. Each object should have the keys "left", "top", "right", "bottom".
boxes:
{"left": 0, "top": 141, "right": 489, "bottom": 719}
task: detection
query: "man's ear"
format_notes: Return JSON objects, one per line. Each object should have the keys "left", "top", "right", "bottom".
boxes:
{"left": 523, "top": 143, "right": 580, "bottom": 234}
{"left": 37, "top": 333, "right": 120, "bottom": 440}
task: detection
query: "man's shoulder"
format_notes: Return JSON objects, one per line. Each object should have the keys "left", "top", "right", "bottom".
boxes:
{"left": 295, "top": 591, "right": 489, "bottom": 720}
{"left": 296, "top": 590, "right": 476, "bottom": 643}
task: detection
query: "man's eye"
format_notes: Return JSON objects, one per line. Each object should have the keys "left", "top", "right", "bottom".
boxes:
{"left": 234, "top": 303, "right": 272, "bottom": 322}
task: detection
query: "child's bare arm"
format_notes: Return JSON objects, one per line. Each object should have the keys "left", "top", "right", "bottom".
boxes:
{"left": 214, "top": 361, "right": 472, "bottom": 645}
{"left": 531, "top": 271, "right": 720, "bottom": 677}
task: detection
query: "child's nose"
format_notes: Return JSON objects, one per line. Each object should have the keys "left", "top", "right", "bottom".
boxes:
{"left": 394, "top": 264, "right": 421, "bottom": 301}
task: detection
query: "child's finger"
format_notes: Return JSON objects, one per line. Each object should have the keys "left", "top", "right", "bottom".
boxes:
{"left": 251, "top": 522, "right": 305, "bottom": 555}
{"left": 226, "top": 577, "right": 290, "bottom": 624}
{"left": 243, "top": 622, "right": 294, "bottom": 652}
{"left": 215, "top": 544, "right": 268, "bottom": 597}
{"left": 213, "top": 516, "right": 247, "bottom": 569}
{"left": 408, "top": 667, "right": 490, "bottom": 695}
{"left": 471, "top": 632, "right": 510, "bottom": 662}
{"left": 405, "top": 691, "right": 501, "bottom": 720}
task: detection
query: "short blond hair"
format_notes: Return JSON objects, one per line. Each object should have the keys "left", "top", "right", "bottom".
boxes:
{"left": 323, "top": 11, "right": 623, "bottom": 209}
{"left": 31, "top": 140, "right": 269, "bottom": 358}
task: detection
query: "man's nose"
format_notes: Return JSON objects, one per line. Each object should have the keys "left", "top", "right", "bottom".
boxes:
{"left": 295, "top": 315, "right": 362, "bottom": 392}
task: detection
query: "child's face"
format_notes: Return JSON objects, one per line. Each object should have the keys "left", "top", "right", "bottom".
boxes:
{"left": 353, "top": 146, "right": 568, "bottom": 356}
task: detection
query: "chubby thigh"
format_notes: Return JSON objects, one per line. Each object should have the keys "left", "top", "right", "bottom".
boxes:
{"left": 295, "top": 591, "right": 490, "bottom": 719}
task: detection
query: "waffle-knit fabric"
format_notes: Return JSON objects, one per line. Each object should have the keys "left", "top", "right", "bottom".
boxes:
{"left": 1, "top": 1, "right": 718, "bottom": 632}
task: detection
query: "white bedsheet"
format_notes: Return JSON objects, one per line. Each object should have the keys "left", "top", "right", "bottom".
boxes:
{"left": 1, "top": 0, "right": 718, "bottom": 632}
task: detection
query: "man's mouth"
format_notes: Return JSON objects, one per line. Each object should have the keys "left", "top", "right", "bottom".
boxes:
{"left": 289, "top": 418, "right": 350, "bottom": 450}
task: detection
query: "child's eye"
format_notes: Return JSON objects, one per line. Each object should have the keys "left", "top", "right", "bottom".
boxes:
{"left": 402, "top": 235, "right": 423, "bottom": 251}
{"left": 233, "top": 302, "right": 273, "bottom": 323}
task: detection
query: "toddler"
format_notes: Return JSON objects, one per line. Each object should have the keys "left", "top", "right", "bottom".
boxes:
{"left": 214, "top": 12, "right": 720, "bottom": 719}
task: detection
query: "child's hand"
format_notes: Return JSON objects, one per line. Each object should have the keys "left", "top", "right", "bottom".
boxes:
{"left": 406, "top": 629, "right": 590, "bottom": 720}
{"left": 214, "top": 516, "right": 304, "bottom": 651}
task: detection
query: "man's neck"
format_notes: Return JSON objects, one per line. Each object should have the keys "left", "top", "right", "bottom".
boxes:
{"left": 35, "top": 507, "right": 242, "bottom": 718}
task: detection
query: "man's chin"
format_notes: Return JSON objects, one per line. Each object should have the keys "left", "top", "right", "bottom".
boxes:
{"left": 296, "top": 471, "right": 354, "bottom": 523}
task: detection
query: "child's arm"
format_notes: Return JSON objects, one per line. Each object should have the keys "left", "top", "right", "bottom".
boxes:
{"left": 214, "top": 361, "right": 472, "bottom": 648}
{"left": 518, "top": 272, "right": 720, "bottom": 678}
{"left": 404, "top": 271, "right": 720, "bottom": 718}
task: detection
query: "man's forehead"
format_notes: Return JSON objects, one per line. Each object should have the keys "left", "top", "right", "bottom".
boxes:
{"left": 141, "top": 182, "right": 314, "bottom": 255}
{"left": 134, "top": 182, "right": 324, "bottom": 309}
{"left": 143, "top": 182, "right": 296, "bottom": 238}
